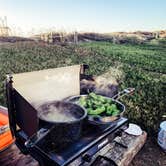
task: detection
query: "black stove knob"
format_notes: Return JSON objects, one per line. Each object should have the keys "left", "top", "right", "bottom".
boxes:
{"left": 82, "top": 153, "right": 91, "bottom": 162}
{"left": 115, "top": 130, "right": 122, "bottom": 137}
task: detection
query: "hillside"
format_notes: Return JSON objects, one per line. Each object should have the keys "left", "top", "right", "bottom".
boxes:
{"left": 111, "top": 30, "right": 166, "bottom": 39}
{"left": 0, "top": 36, "right": 34, "bottom": 43}
{"left": 0, "top": 30, "right": 165, "bottom": 45}
{"left": 32, "top": 30, "right": 166, "bottom": 44}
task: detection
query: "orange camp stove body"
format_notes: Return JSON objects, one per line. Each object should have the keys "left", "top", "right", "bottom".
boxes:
{"left": 0, "top": 106, "right": 15, "bottom": 152}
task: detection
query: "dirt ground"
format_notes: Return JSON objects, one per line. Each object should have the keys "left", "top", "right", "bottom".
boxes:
{"left": 130, "top": 137, "right": 166, "bottom": 166}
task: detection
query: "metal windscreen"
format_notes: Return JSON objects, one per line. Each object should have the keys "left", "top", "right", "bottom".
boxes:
{"left": 12, "top": 65, "right": 81, "bottom": 109}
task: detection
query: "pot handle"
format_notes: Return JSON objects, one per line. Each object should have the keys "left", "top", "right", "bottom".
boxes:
{"left": 25, "top": 127, "right": 53, "bottom": 148}
{"left": 112, "top": 88, "right": 135, "bottom": 100}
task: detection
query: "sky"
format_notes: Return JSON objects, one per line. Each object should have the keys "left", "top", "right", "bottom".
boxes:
{"left": 0, "top": 0, "right": 166, "bottom": 36}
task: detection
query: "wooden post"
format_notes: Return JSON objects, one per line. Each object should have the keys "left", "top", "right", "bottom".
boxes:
{"left": 74, "top": 31, "right": 78, "bottom": 45}
{"left": 60, "top": 32, "right": 64, "bottom": 43}
{"left": 48, "top": 32, "right": 53, "bottom": 44}
{"left": 155, "top": 32, "right": 159, "bottom": 39}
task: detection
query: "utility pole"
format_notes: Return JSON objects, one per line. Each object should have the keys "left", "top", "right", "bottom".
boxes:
{"left": 0, "top": 16, "right": 10, "bottom": 37}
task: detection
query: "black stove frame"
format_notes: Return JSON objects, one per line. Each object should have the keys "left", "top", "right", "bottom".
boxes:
{"left": 15, "top": 117, "right": 128, "bottom": 166}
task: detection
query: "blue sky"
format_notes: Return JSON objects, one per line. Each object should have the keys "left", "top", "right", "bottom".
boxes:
{"left": 0, "top": 0, "right": 166, "bottom": 35}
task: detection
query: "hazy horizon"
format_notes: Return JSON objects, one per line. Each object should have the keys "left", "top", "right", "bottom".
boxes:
{"left": 0, "top": 0, "right": 166, "bottom": 36}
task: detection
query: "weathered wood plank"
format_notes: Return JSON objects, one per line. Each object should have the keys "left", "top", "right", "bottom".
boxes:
{"left": 103, "top": 131, "right": 147, "bottom": 166}
{"left": 118, "top": 132, "right": 147, "bottom": 166}
{"left": 0, "top": 144, "right": 39, "bottom": 166}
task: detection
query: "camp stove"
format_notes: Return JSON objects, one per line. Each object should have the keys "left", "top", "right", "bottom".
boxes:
{"left": 17, "top": 117, "right": 128, "bottom": 166}
{"left": 5, "top": 65, "right": 130, "bottom": 166}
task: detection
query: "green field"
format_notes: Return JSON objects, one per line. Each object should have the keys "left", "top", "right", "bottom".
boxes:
{"left": 0, "top": 41, "right": 165, "bottom": 133}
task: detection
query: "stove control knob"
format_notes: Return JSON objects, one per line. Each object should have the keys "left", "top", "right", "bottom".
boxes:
{"left": 115, "top": 130, "right": 122, "bottom": 137}
{"left": 82, "top": 154, "right": 91, "bottom": 162}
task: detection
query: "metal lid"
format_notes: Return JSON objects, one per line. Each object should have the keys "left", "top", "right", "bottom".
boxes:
{"left": 160, "top": 121, "right": 166, "bottom": 130}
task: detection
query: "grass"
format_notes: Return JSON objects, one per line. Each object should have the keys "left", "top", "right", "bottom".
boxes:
{"left": 0, "top": 41, "right": 165, "bottom": 133}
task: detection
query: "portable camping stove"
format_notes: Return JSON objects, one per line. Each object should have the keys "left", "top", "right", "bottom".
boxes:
{"left": 5, "top": 65, "right": 129, "bottom": 166}
{"left": 16, "top": 117, "right": 128, "bottom": 166}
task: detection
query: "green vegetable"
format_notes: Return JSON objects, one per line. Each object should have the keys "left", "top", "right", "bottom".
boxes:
{"left": 78, "top": 97, "right": 87, "bottom": 107}
{"left": 112, "top": 110, "right": 120, "bottom": 116}
{"left": 78, "top": 93, "right": 120, "bottom": 116}
{"left": 88, "top": 106, "right": 106, "bottom": 115}
{"left": 106, "top": 104, "right": 117, "bottom": 115}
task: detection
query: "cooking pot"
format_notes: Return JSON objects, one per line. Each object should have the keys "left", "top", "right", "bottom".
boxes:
{"left": 25, "top": 101, "right": 87, "bottom": 149}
